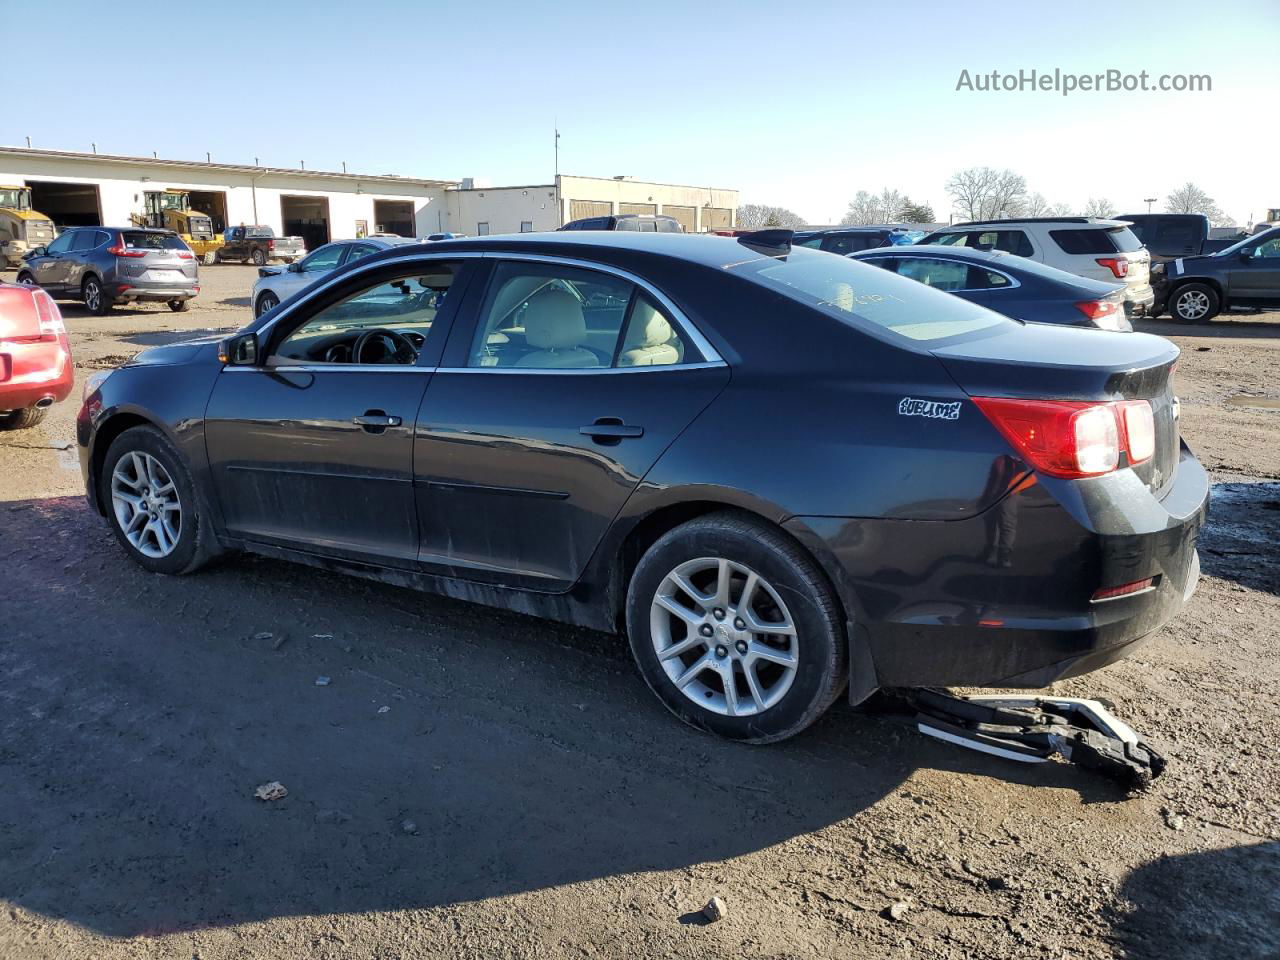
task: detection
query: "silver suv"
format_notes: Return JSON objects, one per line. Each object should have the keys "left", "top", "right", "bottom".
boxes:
{"left": 16, "top": 227, "right": 199, "bottom": 315}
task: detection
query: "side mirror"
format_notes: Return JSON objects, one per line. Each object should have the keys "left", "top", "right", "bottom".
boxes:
{"left": 218, "top": 332, "right": 259, "bottom": 366}
{"left": 286, "top": 262, "right": 303, "bottom": 273}
{"left": 27, "top": 246, "right": 46, "bottom": 259}
{"left": 1239, "top": 248, "right": 1255, "bottom": 261}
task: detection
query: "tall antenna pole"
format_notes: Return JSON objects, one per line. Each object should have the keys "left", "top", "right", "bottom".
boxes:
{"left": 554, "top": 122, "right": 562, "bottom": 227}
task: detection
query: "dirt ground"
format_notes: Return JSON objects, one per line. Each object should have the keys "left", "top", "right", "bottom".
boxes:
{"left": 1, "top": 265, "right": 1276, "bottom": 960}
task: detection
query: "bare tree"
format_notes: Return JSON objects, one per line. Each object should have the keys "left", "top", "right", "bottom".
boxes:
{"left": 1083, "top": 197, "right": 1118, "bottom": 218}
{"left": 1045, "top": 202, "right": 1074, "bottom": 217}
{"left": 1023, "top": 193, "right": 1052, "bottom": 217}
{"left": 737, "top": 203, "right": 806, "bottom": 229}
{"left": 841, "top": 188, "right": 907, "bottom": 225}
{"left": 946, "top": 167, "right": 1028, "bottom": 221}
{"left": 1164, "top": 182, "right": 1231, "bottom": 225}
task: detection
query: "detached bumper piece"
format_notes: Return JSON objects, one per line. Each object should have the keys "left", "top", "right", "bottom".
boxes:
{"left": 910, "top": 689, "right": 1166, "bottom": 787}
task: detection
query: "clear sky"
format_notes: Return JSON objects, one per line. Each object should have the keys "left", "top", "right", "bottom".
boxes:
{"left": 11, "top": 0, "right": 1280, "bottom": 225}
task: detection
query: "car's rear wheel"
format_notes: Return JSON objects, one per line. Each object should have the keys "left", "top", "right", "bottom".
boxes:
{"left": 251, "top": 249, "right": 266, "bottom": 266}
{"left": 255, "top": 291, "right": 280, "bottom": 317}
{"left": 0, "top": 406, "right": 47, "bottom": 430}
{"left": 626, "top": 512, "right": 847, "bottom": 743}
{"left": 203, "top": 251, "right": 217, "bottom": 266}
{"left": 83, "top": 276, "right": 112, "bottom": 316}
{"left": 168, "top": 299, "right": 189, "bottom": 312}
{"left": 102, "top": 425, "right": 215, "bottom": 575}
{"left": 16, "top": 272, "right": 35, "bottom": 286}
{"left": 1171, "top": 283, "right": 1219, "bottom": 323}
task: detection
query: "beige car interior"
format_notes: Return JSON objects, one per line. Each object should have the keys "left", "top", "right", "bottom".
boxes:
{"left": 514, "top": 289, "right": 600, "bottom": 368}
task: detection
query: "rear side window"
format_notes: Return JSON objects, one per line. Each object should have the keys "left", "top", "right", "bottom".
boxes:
{"left": 469, "top": 262, "right": 692, "bottom": 369}
{"left": 733, "top": 248, "right": 1013, "bottom": 343}
{"left": 1050, "top": 227, "right": 1141, "bottom": 255}
{"left": 121, "top": 232, "right": 188, "bottom": 250}
{"left": 71, "top": 231, "right": 99, "bottom": 252}
{"left": 972, "top": 230, "right": 1033, "bottom": 257}
{"left": 822, "top": 233, "right": 884, "bottom": 255}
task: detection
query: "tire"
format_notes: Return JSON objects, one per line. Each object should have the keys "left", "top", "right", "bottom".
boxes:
{"left": 16, "top": 272, "right": 36, "bottom": 287}
{"left": 626, "top": 511, "right": 848, "bottom": 743}
{"left": 82, "top": 275, "right": 112, "bottom": 316}
{"left": 101, "top": 425, "right": 216, "bottom": 575}
{"left": 212, "top": 250, "right": 222, "bottom": 264}
{"left": 1170, "top": 283, "right": 1219, "bottom": 324}
{"left": 168, "top": 299, "right": 189, "bottom": 312}
{"left": 203, "top": 250, "right": 217, "bottom": 266}
{"left": 255, "top": 291, "right": 280, "bottom": 317}
{"left": 251, "top": 248, "right": 266, "bottom": 267}
{"left": 0, "top": 405, "right": 47, "bottom": 430}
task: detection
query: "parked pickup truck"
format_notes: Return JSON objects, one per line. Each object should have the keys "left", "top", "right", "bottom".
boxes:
{"left": 216, "top": 226, "right": 306, "bottom": 266}
{"left": 1117, "top": 213, "right": 1242, "bottom": 262}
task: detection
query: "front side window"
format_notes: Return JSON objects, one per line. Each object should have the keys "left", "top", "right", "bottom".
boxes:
{"left": 894, "top": 257, "right": 971, "bottom": 291}
{"left": 273, "top": 263, "right": 459, "bottom": 365}
{"left": 344, "top": 243, "right": 378, "bottom": 265}
{"left": 928, "top": 231, "right": 969, "bottom": 247}
{"left": 300, "top": 244, "right": 345, "bottom": 272}
{"left": 46, "top": 232, "right": 75, "bottom": 254}
{"left": 469, "top": 262, "right": 691, "bottom": 369}
{"left": 1255, "top": 237, "right": 1280, "bottom": 258}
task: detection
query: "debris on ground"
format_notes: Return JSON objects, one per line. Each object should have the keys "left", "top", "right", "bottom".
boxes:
{"left": 377, "top": 705, "right": 390, "bottom": 714}
{"left": 401, "top": 819, "right": 419, "bottom": 835}
{"left": 702, "top": 896, "right": 726, "bottom": 923}
{"left": 887, "top": 900, "right": 911, "bottom": 922}
{"left": 252, "top": 632, "right": 273, "bottom": 641}
{"left": 315, "top": 676, "right": 331, "bottom": 686}
{"left": 254, "top": 781, "right": 288, "bottom": 802}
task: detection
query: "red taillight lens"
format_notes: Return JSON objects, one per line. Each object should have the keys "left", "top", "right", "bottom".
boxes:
{"left": 1119, "top": 400, "right": 1155, "bottom": 464}
{"left": 177, "top": 250, "right": 194, "bottom": 260}
{"left": 107, "top": 244, "right": 147, "bottom": 258}
{"left": 268, "top": 238, "right": 276, "bottom": 249}
{"left": 1075, "top": 299, "right": 1119, "bottom": 320}
{"left": 974, "top": 397, "right": 1156, "bottom": 478}
{"left": 32, "top": 289, "right": 65, "bottom": 342}
{"left": 1096, "top": 257, "right": 1128, "bottom": 279}
{"left": 1092, "top": 577, "right": 1155, "bottom": 602}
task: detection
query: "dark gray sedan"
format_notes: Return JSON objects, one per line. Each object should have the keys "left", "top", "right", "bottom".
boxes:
{"left": 852, "top": 245, "right": 1131, "bottom": 330}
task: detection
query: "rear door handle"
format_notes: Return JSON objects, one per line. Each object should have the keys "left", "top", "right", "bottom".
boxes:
{"left": 580, "top": 418, "right": 644, "bottom": 444}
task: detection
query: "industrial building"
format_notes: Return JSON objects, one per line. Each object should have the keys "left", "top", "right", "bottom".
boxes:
{"left": 0, "top": 147, "right": 737, "bottom": 247}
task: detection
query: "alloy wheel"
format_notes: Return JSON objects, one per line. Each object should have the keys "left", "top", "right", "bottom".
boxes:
{"left": 649, "top": 557, "right": 799, "bottom": 717}
{"left": 1176, "top": 290, "right": 1210, "bottom": 320}
{"left": 110, "top": 451, "right": 182, "bottom": 558}
{"left": 84, "top": 280, "right": 101, "bottom": 313}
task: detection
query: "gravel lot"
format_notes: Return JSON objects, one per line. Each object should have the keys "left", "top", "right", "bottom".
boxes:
{"left": 1, "top": 264, "right": 1277, "bottom": 960}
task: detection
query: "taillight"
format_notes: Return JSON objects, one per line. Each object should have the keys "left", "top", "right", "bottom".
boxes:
{"left": 108, "top": 235, "right": 146, "bottom": 256}
{"left": 32, "top": 289, "right": 65, "bottom": 342}
{"left": 1119, "top": 400, "right": 1155, "bottom": 464}
{"left": 177, "top": 250, "right": 194, "bottom": 260}
{"left": 974, "top": 397, "right": 1154, "bottom": 478}
{"left": 1075, "top": 300, "right": 1118, "bottom": 321}
{"left": 1092, "top": 577, "right": 1155, "bottom": 602}
{"left": 268, "top": 238, "right": 276, "bottom": 249}
{"left": 1096, "top": 257, "right": 1128, "bottom": 279}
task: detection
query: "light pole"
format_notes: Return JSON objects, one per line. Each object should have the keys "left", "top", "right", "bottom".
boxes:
{"left": 1144, "top": 197, "right": 1158, "bottom": 213}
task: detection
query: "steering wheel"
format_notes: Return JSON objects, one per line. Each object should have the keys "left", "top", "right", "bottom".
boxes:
{"left": 352, "top": 328, "right": 418, "bottom": 365}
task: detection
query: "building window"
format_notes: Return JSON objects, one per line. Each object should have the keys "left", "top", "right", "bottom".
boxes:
{"left": 520, "top": 221, "right": 533, "bottom": 233}
{"left": 477, "top": 222, "right": 490, "bottom": 236}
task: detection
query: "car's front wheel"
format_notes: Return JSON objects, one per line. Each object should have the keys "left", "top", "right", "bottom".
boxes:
{"left": 16, "top": 272, "right": 36, "bottom": 287}
{"left": 255, "top": 291, "right": 280, "bottom": 317}
{"left": 1171, "top": 283, "right": 1219, "bottom": 323}
{"left": 102, "top": 425, "right": 215, "bottom": 575}
{"left": 626, "top": 512, "right": 848, "bottom": 743}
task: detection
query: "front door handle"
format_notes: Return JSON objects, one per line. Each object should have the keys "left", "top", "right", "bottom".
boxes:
{"left": 580, "top": 417, "right": 644, "bottom": 444}
{"left": 353, "top": 410, "right": 402, "bottom": 433}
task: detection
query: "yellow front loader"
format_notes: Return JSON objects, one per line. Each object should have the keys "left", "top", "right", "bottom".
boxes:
{"left": 132, "top": 189, "right": 224, "bottom": 264}
{"left": 0, "top": 185, "right": 56, "bottom": 268}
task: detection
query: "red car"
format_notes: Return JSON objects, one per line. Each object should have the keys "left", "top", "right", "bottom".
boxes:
{"left": 0, "top": 281, "right": 74, "bottom": 429}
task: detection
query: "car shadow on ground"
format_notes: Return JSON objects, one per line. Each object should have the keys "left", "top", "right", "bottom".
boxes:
{"left": 0, "top": 495, "right": 1131, "bottom": 938}
{"left": 218, "top": 296, "right": 251, "bottom": 308}
{"left": 1198, "top": 482, "right": 1280, "bottom": 596}
{"left": 1136, "top": 316, "right": 1280, "bottom": 339}
{"left": 1111, "top": 841, "right": 1280, "bottom": 959}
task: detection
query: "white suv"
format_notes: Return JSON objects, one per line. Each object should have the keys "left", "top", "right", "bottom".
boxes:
{"left": 921, "top": 218, "right": 1154, "bottom": 317}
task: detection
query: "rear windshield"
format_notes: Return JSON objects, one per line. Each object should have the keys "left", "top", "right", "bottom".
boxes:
{"left": 729, "top": 247, "right": 1013, "bottom": 343}
{"left": 121, "top": 232, "right": 188, "bottom": 250}
{"left": 246, "top": 226, "right": 275, "bottom": 238}
{"left": 1050, "top": 227, "right": 1142, "bottom": 255}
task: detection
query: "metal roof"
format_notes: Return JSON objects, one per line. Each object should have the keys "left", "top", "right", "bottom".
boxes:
{"left": 0, "top": 146, "right": 457, "bottom": 188}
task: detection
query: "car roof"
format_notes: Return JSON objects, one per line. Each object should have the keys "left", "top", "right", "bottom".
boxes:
{"left": 378, "top": 230, "right": 794, "bottom": 269}
{"left": 943, "top": 217, "right": 1129, "bottom": 228}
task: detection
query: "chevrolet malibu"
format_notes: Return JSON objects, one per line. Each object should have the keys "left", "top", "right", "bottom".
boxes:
{"left": 77, "top": 231, "right": 1207, "bottom": 743}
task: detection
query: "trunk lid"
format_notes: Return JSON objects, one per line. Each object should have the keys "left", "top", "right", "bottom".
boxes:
{"left": 933, "top": 324, "right": 1180, "bottom": 495}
